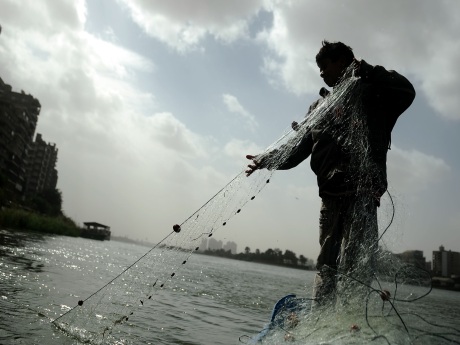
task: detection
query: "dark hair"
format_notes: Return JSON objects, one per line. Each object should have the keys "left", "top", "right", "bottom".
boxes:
{"left": 316, "top": 40, "right": 354, "bottom": 65}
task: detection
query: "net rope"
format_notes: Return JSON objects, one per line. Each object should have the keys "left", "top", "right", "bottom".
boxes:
{"left": 52, "top": 66, "right": 460, "bottom": 344}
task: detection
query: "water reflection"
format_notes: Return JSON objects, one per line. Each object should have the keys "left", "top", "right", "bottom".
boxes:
{"left": 0, "top": 229, "right": 47, "bottom": 272}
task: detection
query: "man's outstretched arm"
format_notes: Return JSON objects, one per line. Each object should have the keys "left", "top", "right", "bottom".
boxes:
{"left": 245, "top": 131, "right": 313, "bottom": 177}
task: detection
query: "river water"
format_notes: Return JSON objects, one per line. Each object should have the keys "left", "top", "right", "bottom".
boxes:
{"left": 1, "top": 229, "right": 459, "bottom": 344}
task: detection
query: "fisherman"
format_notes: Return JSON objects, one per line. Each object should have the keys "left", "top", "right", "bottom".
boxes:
{"left": 246, "top": 41, "right": 415, "bottom": 305}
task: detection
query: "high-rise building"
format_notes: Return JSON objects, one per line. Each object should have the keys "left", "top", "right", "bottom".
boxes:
{"left": 25, "top": 133, "right": 58, "bottom": 195}
{"left": 0, "top": 78, "right": 40, "bottom": 195}
{"left": 223, "top": 241, "right": 237, "bottom": 254}
{"left": 208, "top": 238, "right": 223, "bottom": 251}
{"left": 199, "top": 238, "right": 208, "bottom": 251}
{"left": 432, "top": 245, "right": 460, "bottom": 277}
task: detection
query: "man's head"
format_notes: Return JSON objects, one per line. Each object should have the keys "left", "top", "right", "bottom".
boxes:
{"left": 316, "top": 40, "right": 354, "bottom": 87}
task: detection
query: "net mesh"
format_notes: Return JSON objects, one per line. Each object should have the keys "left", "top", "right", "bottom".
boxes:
{"left": 52, "top": 67, "right": 460, "bottom": 344}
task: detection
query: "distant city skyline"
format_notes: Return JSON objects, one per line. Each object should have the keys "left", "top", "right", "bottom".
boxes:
{"left": 113, "top": 229, "right": 458, "bottom": 267}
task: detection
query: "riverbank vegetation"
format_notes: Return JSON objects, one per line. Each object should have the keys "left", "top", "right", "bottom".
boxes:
{"left": 0, "top": 207, "right": 81, "bottom": 236}
{"left": 0, "top": 179, "right": 81, "bottom": 237}
{"left": 200, "top": 247, "right": 315, "bottom": 270}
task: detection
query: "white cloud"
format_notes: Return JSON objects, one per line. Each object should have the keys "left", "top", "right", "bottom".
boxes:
{"left": 0, "top": 0, "right": 86, "bottom": 34}
{"left": 256, "top": 8, "right": 321, "bottom": 95}
{"left": 118, "top": 0, "right": 264, "bottom": 52}
{"left": 224, "top": 138, "right": 263, "bottom": 161}
{"left": 388, "top": 146, "right": 451, "bottom": 196}
{"left": 256, "top": 0, "right": 460, "bottom": 121}
{"left": 114, "top": 0, "right": 460, "bottom": 121}
{"left": 418, "top": 41, "right": 460, "bottom": 121}
{"left": 222, "top": 93, "right": 258, "bottom": 132}
{"left": 143, "top": 112, "right": 211, "bottom": 158}
{"left": 0, "top": 0, "right": 222, "bottom": 241}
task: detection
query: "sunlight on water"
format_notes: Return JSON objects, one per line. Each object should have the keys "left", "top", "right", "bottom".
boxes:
{"left": 1, "top": 230, "right": 460, "bottom": 344}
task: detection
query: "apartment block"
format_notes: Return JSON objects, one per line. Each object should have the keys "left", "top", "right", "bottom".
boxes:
{"left": 208, "top": 238, "right": 223, "bottom": 251}
{"left": 223, "top": 241, "right": 237, "bottom": 254}
{"left": 25, "top": 133, "right": 58, "bottom": 195}
{"left": 432, "top": 245, "right": 460, "bottom": 277}
{"left": 0, "top": 78, "right": 40, "bottom": 194}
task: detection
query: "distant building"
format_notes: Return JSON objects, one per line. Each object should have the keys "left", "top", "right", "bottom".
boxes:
{"left": 432, "top": 245, "right": 460, "bottom": 277}
{"left": 223, "top": 241, "right": 237, "bottom": 254}
{"left": 25, "top": 133, "right": 58, "bottom": 195}
{"left": 199, "top": 238, "right": 237, "bottom": 254}
{"left": 199, "top": 238, "right": 208, "bottom": 251}
{"left": 208, "top": 238, "right": 223, "bottom": 251}
{"left": 0, "top": 78, "right": 40, "bottom": 195}
{"left": 394, "top": 250, "right": 426, "bottom": 269}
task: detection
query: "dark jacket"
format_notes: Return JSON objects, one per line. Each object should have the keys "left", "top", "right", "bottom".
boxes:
{"left": 276, "top": 60, "right": 416, "bottom": 198}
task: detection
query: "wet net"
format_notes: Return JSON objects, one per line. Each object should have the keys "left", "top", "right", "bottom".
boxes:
{"left": 52, "top": 66, "right": 460, "bottom": 344}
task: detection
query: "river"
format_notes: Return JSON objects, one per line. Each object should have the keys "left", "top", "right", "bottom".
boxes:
{"left": 1, "top": 229, "right": 459, "bottom": 344}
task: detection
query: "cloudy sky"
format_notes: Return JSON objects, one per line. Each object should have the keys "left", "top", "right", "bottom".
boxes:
{"left": 1, "top": 0, "right": 459, "bottom": 262}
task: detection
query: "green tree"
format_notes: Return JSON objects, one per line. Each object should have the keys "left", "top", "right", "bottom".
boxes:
{"left": 299, "top": 255, "right": 307, "bottom": 266}
{"left": 265, "top": 248, "right": 274, "bottom": 255}
{"left": 262, "top": 248, "right": 274, "bottom": 263}
{"left": 274, "top": 248, "right": 283, "bottom": 264}
{"left": 27, "top": 188, "right": 63, "bottom": 216}
{"left": 283, "top": 249, "right": 298, "bottom": 266}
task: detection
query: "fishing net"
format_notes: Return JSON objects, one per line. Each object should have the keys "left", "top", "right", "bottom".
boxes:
{"left": 52, "top": 66, "right": 460, "bottom": 344}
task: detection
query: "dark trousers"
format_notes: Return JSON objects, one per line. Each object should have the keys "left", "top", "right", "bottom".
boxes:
{"left": 313, "top": 195, "right": 378, "bottom": 305}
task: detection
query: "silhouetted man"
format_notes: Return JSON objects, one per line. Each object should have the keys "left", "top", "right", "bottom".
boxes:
{"left": 246, "top": 41, "right": 415, "bottom": 305}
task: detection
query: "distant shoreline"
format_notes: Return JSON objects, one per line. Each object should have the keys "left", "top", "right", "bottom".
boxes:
{"left": 111, "top": 235, "right": 156, "bottom": 247}
{"left": 431, "top": 276, "right": 460, "bottom": 292}
{"left": 108, "top": 237, "right": 460, "bottom": 291}
{"left": 110, "top": 236, "right": 315, "bottom": 271}
{"left": 3, "top": 221, "right": 458, "bottom": 292}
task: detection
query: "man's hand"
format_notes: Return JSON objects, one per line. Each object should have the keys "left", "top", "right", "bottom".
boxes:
{"left": 245, "top": 154, "right": 261, "bottom": 177}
